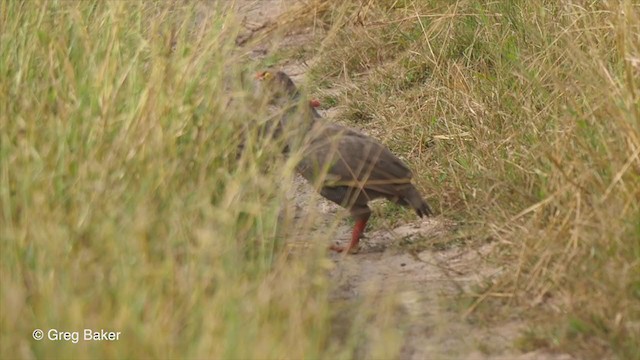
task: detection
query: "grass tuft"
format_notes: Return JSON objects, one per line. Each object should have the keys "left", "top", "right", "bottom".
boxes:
{"left": 308, "top": 0, "right": 640, "bottom": 358}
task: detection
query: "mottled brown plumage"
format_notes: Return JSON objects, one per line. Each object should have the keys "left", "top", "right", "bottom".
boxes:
{"left": 257, "top": 70, "right": 433, "bottom": 253}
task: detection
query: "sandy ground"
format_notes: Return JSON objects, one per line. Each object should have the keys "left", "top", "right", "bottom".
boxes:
{"left": 232, "top": 1, "right": 573, "bottom": 359}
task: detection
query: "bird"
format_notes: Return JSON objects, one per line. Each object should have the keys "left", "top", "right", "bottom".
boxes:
{"left": 256, "top": 70, "right": 434, "bottom": 253}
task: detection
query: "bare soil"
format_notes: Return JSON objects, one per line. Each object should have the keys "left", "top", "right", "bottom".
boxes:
{"left": 234, "top": 1, "right": 573, "bottom": 359}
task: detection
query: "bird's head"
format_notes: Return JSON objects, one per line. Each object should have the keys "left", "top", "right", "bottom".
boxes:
{"left": 255, "top": 70, "right": 321, "bottom": 110}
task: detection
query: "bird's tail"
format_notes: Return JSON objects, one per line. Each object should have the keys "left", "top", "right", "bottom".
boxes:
{"left": 401, "top": 185, "right": 433, "bottom": 218}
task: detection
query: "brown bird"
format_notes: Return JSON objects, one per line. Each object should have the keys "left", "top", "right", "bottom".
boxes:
{"left": 256, "top": 70, "right": 433, "bottom": 253}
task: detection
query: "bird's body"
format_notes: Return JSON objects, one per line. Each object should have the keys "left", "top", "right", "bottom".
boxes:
{"left": 256, "top": 70, "right": 433, "bottom": 253}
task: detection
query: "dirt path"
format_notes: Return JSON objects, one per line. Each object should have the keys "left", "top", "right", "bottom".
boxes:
{"left": 234, "top": 2, "right": 572, "bottom": 359}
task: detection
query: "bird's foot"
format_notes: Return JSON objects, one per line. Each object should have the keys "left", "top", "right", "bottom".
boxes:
{"left": 329, "top": 243, "right": 359, "bottom": 254}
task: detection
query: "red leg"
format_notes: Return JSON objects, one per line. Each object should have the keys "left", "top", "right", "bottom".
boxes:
{"left": 329, "top": 214, "right": 370, "bottom": 254}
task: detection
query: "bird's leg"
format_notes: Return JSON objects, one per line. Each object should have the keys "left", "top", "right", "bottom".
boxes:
{"left": 329, "top": 213, "right": 370, "bottom": 254}
{"left": 347, "top": 217, "right": 368, "bottom": 252}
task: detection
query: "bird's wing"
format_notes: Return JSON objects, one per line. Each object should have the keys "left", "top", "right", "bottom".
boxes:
{"left": 299, "top": 123, "right": 413, "bottom": 194}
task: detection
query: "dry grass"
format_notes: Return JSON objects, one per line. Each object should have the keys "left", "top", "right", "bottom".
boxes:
{"left": 306, "top": 0, "right": 639, "bottom": 358}
{"left": 0, "top": 1, "right": 404, "bottom": 358}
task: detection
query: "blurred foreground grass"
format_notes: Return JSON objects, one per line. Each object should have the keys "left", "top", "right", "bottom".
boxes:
{"left": 0, "top": 1, "right": 404, "bottom": 358}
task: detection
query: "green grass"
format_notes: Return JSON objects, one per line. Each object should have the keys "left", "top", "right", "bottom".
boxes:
{"left": 308, "top": 0, "right": 640, "bottom": 358}
{"left": 0, "top": 1, "right": 404, "bottom": 359}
